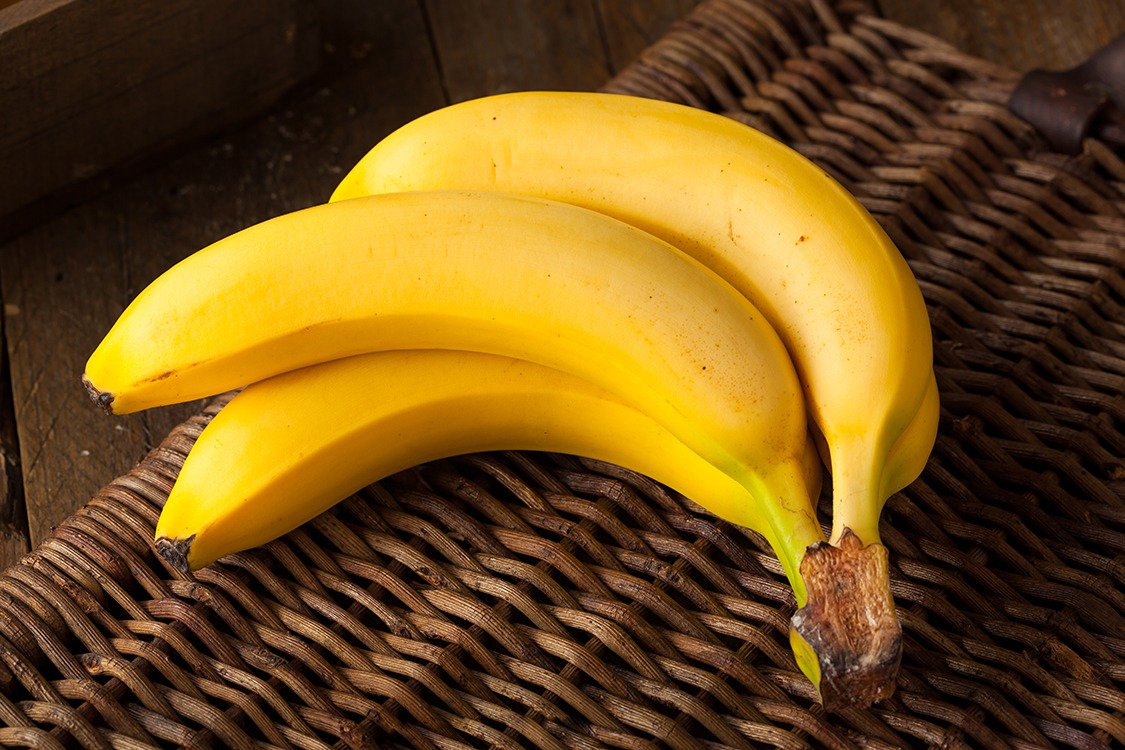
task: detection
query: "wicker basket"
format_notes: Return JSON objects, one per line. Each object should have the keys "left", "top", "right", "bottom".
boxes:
{"left": 2, "top": 0, "right": 1122, "bottom": 747}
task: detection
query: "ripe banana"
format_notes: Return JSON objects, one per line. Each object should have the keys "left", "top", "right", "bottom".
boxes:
{"left": 330, "top": 91, "right": 937, "bottom": 548}
{"left": 85, "top": 189, "right": 824, "bottom": 584}
{"left": 156, "top": 349, "right": 825, "bottom": 573}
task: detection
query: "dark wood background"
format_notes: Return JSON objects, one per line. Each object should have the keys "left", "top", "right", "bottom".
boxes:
{"left": 0, "top": 0, "right": 1122, "bottom": 570}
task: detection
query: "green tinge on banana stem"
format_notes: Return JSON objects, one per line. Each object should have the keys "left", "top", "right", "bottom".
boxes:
{"left": 727, "top": 461, "right": 826, "bottom": 608}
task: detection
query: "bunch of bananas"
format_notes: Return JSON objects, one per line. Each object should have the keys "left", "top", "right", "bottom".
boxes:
{"left": 83, "top": 92, "right": 938, "bottom": 709}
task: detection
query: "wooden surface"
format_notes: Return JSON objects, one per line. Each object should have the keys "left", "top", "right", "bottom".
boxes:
{"left": 0, "top": 0, "right": 1120, "bottom": 569}
{"left": 878, "top": 0, "right": 1125, "bottom": 72}
{"left": 0, "top": 0, "right": 319, "bottom": 237}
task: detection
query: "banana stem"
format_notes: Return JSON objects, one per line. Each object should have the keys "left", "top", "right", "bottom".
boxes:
{"left": 735, "top": 460, "right": 901, "bottom": 710}
{"left": 826, "top": 435, "right": 888, "bottom": 547}
{"left": 790, "top": 529, "right": 901, "bottom": 710}
{"left": 730, "top": 459, "right": 825, "bottom": 607}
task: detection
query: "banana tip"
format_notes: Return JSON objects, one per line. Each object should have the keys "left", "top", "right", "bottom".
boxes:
{"left": 155, "top": 535, "right": 194, "bottom": 574}
{"left": 82, "top": 374, "right": 116, "bottom": 415}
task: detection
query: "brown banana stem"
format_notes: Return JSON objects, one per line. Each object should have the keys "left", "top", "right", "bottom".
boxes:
{"left": 790, "top": 528, "right": 901, "bottom": 710}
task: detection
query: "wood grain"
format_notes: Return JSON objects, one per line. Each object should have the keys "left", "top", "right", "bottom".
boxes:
{"left": 422, "top": 0, "right": 699, "bottom": 102}
{"left": 423, "top": 0, "right": 612, "bottom": 101}
{"left": 0, "top": 326, "right": 26, "bottom": 563}
{"left": 875, "top": 0, "right": 1125, "bottom": 72}
{"left": 1, "top": 201, "right": 202, "bottom": 551}
{"left": 596, "top": 0, "right": 701, "bottom": 73}
{"left": 0, "top": 0, "right": 319, "bottom": 238}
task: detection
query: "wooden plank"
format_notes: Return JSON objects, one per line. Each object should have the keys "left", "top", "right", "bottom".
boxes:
{"left": 1, "top": 209, "right": 203, "bottom": 555}
{"left": 0, "top": 0, "right": 319, "bottom": 240}
{"left": 0, "top": 0, "right": 447, "bottom": 562}
{"left": 422, "top": 0, "right": 612, "bottom": 102}
{"left": 596, "top": 0, "right": 701, "bottom": 74}
{"left": 0, "top": 326, "right": 27, "bottom": 563}
{"left": 875, "top": 0, "right": 1125, "bottom": 72}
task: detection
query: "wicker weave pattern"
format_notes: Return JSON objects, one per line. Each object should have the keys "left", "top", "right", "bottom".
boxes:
{"left": 0, "top": 0, "right": 1122, "bottom": 748}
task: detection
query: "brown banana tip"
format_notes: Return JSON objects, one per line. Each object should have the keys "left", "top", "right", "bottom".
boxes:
{"left": 155, "top": 536, "right": 195, "bottom": 574}
{"left": 791, "top": 528, "right": 902, "bottom": 711}
{"left": 81, "top": 374, "right": 115, "bottom": 415}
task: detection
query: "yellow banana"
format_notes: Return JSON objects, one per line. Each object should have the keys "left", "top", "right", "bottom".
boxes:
{"left": 331, "top": 91, "right": 937, "bottom": 547}
{"left": 86, "top": 190, "right": 823, "bottom": 583}
{"left": 882, "top": 370, "right": 940, "bottom": 499}
{"left": 156, "top": 350, "right": 824, "bottom": 573}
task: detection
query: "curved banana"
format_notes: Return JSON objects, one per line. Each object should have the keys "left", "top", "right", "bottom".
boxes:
{"left": 331, "top": 91, "right": 937, "bottom": 547}
{"left": 882, "top": 370, "right": 940, "bottom": 500}
{"left": 85, "top": 190, "right": 823, "bottom": 584}
{"left": 156, "top": 350, "right": 825, "bottom": 573}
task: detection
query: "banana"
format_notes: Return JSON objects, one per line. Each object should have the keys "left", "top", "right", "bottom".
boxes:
{"left": 882, "top": 370, "right": 940, "bottom": 499}
{"left": 330, "top": 91, "right": 937, "bottom": 547}
{"left": 155, "top": 350, "right": 825, "bottom": 573}
{"left": 85, "top": 189, "right": 825, "bottom": 585}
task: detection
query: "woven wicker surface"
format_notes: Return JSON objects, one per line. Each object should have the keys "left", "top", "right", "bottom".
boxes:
{"left": 2, "top": 0, "right": 1123, "bottom": 747}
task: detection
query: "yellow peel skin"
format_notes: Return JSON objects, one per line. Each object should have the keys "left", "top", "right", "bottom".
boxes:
{"left": 84, "top": 192, "right": 804, "bottom": 469}
{"left": 156, "top": 350, "right": 826, "bottom": 579}
{"left": 884, "top": 371, "right": 940, "bottom": 499}
{"left": 810, "top": 369, "right": 941, "bottom": 543}
{"left": 331, "top": 91, "right": 938, "bottom": 547}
